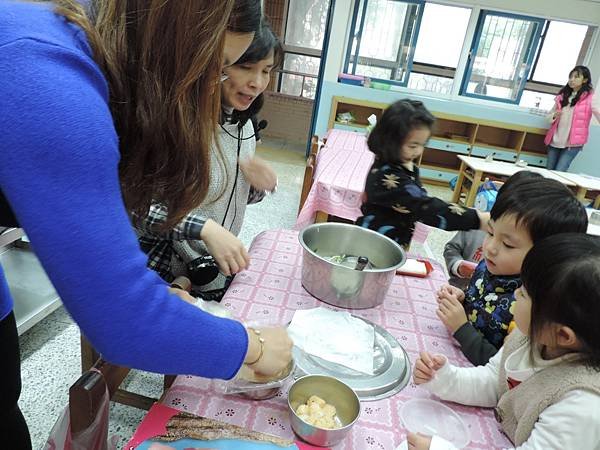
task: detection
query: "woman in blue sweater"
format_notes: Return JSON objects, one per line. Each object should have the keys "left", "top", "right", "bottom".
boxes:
{"left": 0, "top": 1, "right": 292, "bottom": 447}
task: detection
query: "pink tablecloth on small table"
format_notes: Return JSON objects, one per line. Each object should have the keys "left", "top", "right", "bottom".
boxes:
{"left": 160, "top": 229, "right": 511, "bottom": 450}
{"left": 295, "top": 130, "right": 374, "bottom": 229}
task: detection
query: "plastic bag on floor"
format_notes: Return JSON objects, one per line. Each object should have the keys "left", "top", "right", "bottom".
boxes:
{"left": 43, "top": 369, "right": 118, "bottom": 450}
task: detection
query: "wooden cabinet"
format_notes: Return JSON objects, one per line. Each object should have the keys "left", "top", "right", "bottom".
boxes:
{"left": 328, "top": 96, "right": 549, "bottom": 184}
{"left": 328, "top": 97, "right": 387, "bottom": 131}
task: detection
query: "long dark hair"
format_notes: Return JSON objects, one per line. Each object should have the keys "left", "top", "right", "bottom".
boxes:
{"left": 230, "top": 21, "right": 283, "bottom": 125}
{"left": 558, "top": 65, "right": 593, "bottom": 108}
{"left": 48, "top": 0, "right": 261, "bottom": 229}
{"left": 367, "top": 99, "right": 435, "bottom": 164}
{"left": 521, "top": 234, "right": 600, "bottom": 370}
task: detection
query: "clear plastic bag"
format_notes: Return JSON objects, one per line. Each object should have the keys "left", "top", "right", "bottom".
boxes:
{"left": 218, "top": 320, "right": 295, "bottom": 399}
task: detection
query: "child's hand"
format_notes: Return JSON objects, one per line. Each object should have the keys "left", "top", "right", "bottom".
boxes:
{"left": 436, "top": 284, "right": 465, "bottom": 303}
{"left": 413, "top": 351, "right": 446, "bottom": 385}
{"left": 407, "top": 432, "right": 433, "bottom": 450}
{"left": 457, "top": 260, "right": 477, "bottom": 278}
{"left": 437, "top": 295, "right": 468, "bottom": 333}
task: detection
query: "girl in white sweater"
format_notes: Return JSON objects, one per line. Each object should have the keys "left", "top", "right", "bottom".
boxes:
{"left": 410, "top": 233, "right": 600, "bottom": 450}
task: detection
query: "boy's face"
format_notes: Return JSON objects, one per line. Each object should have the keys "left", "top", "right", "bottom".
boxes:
{"left": 483, "top": 214, "right": 533, "bottom": 276}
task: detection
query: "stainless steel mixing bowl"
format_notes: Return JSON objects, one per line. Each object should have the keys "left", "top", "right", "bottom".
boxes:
{"left": 299, "top": 223, "right": 406, "bottom": 309}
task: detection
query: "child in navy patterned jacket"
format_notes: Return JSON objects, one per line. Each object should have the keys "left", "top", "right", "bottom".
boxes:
{"left": 436, "top": 171, "right": 588, "bottom": 365}
{"left": 356, "top": 99, "right": 487, "bottom": 248}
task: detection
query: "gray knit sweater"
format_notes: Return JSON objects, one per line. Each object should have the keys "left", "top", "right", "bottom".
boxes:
{"left": 171, "top": 119, "right": 256, "bottom": 291}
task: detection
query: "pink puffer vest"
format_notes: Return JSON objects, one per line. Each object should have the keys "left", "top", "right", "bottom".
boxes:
{"left": 544, "top": 91, "right": 594, "bottom": 147}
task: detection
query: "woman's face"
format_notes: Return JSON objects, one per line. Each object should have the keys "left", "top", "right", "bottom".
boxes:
{"left": 221, "top": 50, "right": 275, "bottom": 110}
{"left": 223, "top": 31, "right": 255, "bottom": 70}
{"left": 568, "top": 70, "right": 588, "bottom": 91}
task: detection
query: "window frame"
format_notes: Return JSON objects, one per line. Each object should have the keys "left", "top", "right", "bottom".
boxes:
{"left": 337, "top": 2, "right": 596, "bottom": 107}
{"left": 275, "top": 0, "right": 330, "bottom": 98}
{"left": 523, "top": 20, "right": 595, "bottom": 95}
{"left": 343, "top": 0, "right": 425, "bottom": 88}
{"left": 458, "top": 10, "right": 546, "bottom": 104}
{"left": 277, "top": 49, "right": 321, "bottom": 98}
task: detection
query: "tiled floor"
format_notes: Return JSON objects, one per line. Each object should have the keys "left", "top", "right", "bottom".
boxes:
{"left": 18, "top": 138, "right": 457, "bottom": 448}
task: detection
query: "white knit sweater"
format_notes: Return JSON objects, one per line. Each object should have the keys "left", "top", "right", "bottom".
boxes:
{"left": 171, "top": 119, "right": 256, "bottom": 290}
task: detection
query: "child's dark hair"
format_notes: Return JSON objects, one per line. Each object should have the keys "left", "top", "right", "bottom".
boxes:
{"left": 230, "top": 21, "right": 283, "bottom": 125}
{"left": 490, "top": 171, "right": 588, "bottom": 241}
{"left": 558, "top": 65, "right": 594, "bottom": 108}
{"left": 521, "top": 233, "right": 600, "bottom": 370}
{"left": 367, "top": 99, "right": 435, "bottom": 164}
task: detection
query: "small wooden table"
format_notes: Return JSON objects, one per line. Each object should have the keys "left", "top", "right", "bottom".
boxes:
{"left": 554, "top": 172, "right": 600, "bottom": 209}
{"left": 452, "top": 155, "right": 576, "bottom": 207}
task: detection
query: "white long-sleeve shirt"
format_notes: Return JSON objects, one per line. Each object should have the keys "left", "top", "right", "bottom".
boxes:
{"left": 422, "top": 345, "right": 600, "bottom": 450}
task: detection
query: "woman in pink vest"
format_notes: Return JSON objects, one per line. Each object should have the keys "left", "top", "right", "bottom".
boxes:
{"left": 545, "top": 66, "right": 600, "bottom": 172}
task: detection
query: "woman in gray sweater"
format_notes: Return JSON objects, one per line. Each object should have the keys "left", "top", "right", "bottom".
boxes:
{"left": 137, "top": 24, "right": 283, "bottom": 299}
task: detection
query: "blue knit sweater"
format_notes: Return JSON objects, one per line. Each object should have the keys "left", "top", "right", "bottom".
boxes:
{"left": 0, "top": 1, "right": 247, "bottom": 379}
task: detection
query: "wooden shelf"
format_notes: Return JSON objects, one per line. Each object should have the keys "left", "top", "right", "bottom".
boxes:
{"left": 472, "top": 142, "right": 517, "bottom": 153}
{"left": 432, "top": 119, "right": 477, "bottom": 144}
{"left": 334, "top": 120, "right": 368, "bottom": 128}
{"left": 328, "top": 96, "right": 546, "bottom": 187}
{"left": 421, "top": 148, "right": 462, "bottom": 171}
{"left": 331, "top": 100, "right": 385, "bottom": 130}
{"left": 421, "top": 164, "right": 458, "bottom": 173}
{"left": 475, "top": 125, "right": 524, "bottom": 150}
{"left": 430, "top": 135, "right": 471, "bottom": 145}
{"left": 521, "top": 132, "right": 546, "bottom": 154}
{"left": 520, "top": 150, "right": 546, "bottom": 157}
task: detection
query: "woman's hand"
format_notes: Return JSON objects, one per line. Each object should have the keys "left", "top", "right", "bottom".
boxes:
{"left": 199, "top": 219, "right": 249, "bottom": 276}
{"left": 407, "top": 432, "right": 433, "bottom": 450}
{"left": 239, "top": 156, "right": 278, "bottom": 192}
{"left": 244, "top": 326, "right": 293, "bottom": 377}
{"left": 552, "top": 110, "right": 562, "bottom": 122}
{"left": 413, "top": 351, "right": 446, "bottom": 385}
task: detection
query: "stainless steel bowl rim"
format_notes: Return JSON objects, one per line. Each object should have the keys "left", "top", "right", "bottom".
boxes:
{"left": 287, "top": 374, "right": 361, "bottom": 431}
{"left": 299, "top": 223, "right": 406, "bottom": 273}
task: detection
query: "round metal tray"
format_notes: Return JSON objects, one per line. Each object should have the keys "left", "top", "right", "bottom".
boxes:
{"left": 292, "top": 316, "right": 411, "bottom": 401}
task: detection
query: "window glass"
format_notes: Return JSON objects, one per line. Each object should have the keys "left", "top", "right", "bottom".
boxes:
{"left": 347, "top": 0, "right": 422, "bottom": 84}
{"left": 413, "top": 3, "right": 471, "bottom": 68}
{"left": 531, "top": 21, "right": 589, "bottom": 85}
{"left": 285, "top": 0, "right": 331, "bottom": 50}
{"left": 280, "top": 54, "right": 320, "bottom": 98}
{"left": 462, "top": 12, "right": 544, "bottom": 102}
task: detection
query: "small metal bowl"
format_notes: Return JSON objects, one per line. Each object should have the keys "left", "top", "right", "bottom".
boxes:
{"left": 238, "top": 361, "right": 295, "bottom": 400}
{"left": 288, "top": 375, "right": 360, "bottom": 447}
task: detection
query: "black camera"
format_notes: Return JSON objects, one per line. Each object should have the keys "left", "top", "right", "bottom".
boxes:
{"left": 186, "top": 254, "right": 220, "bottom": 286}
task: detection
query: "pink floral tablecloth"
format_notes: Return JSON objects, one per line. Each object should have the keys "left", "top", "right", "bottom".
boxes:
{"left": 160, "top": 229, "right": 512, "bottom": 450}
{"left": 295, "top": 129, "right": 430, "bottom": 244}
{"left": 295, "top": 130, "right": 373, "bottom": 229}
